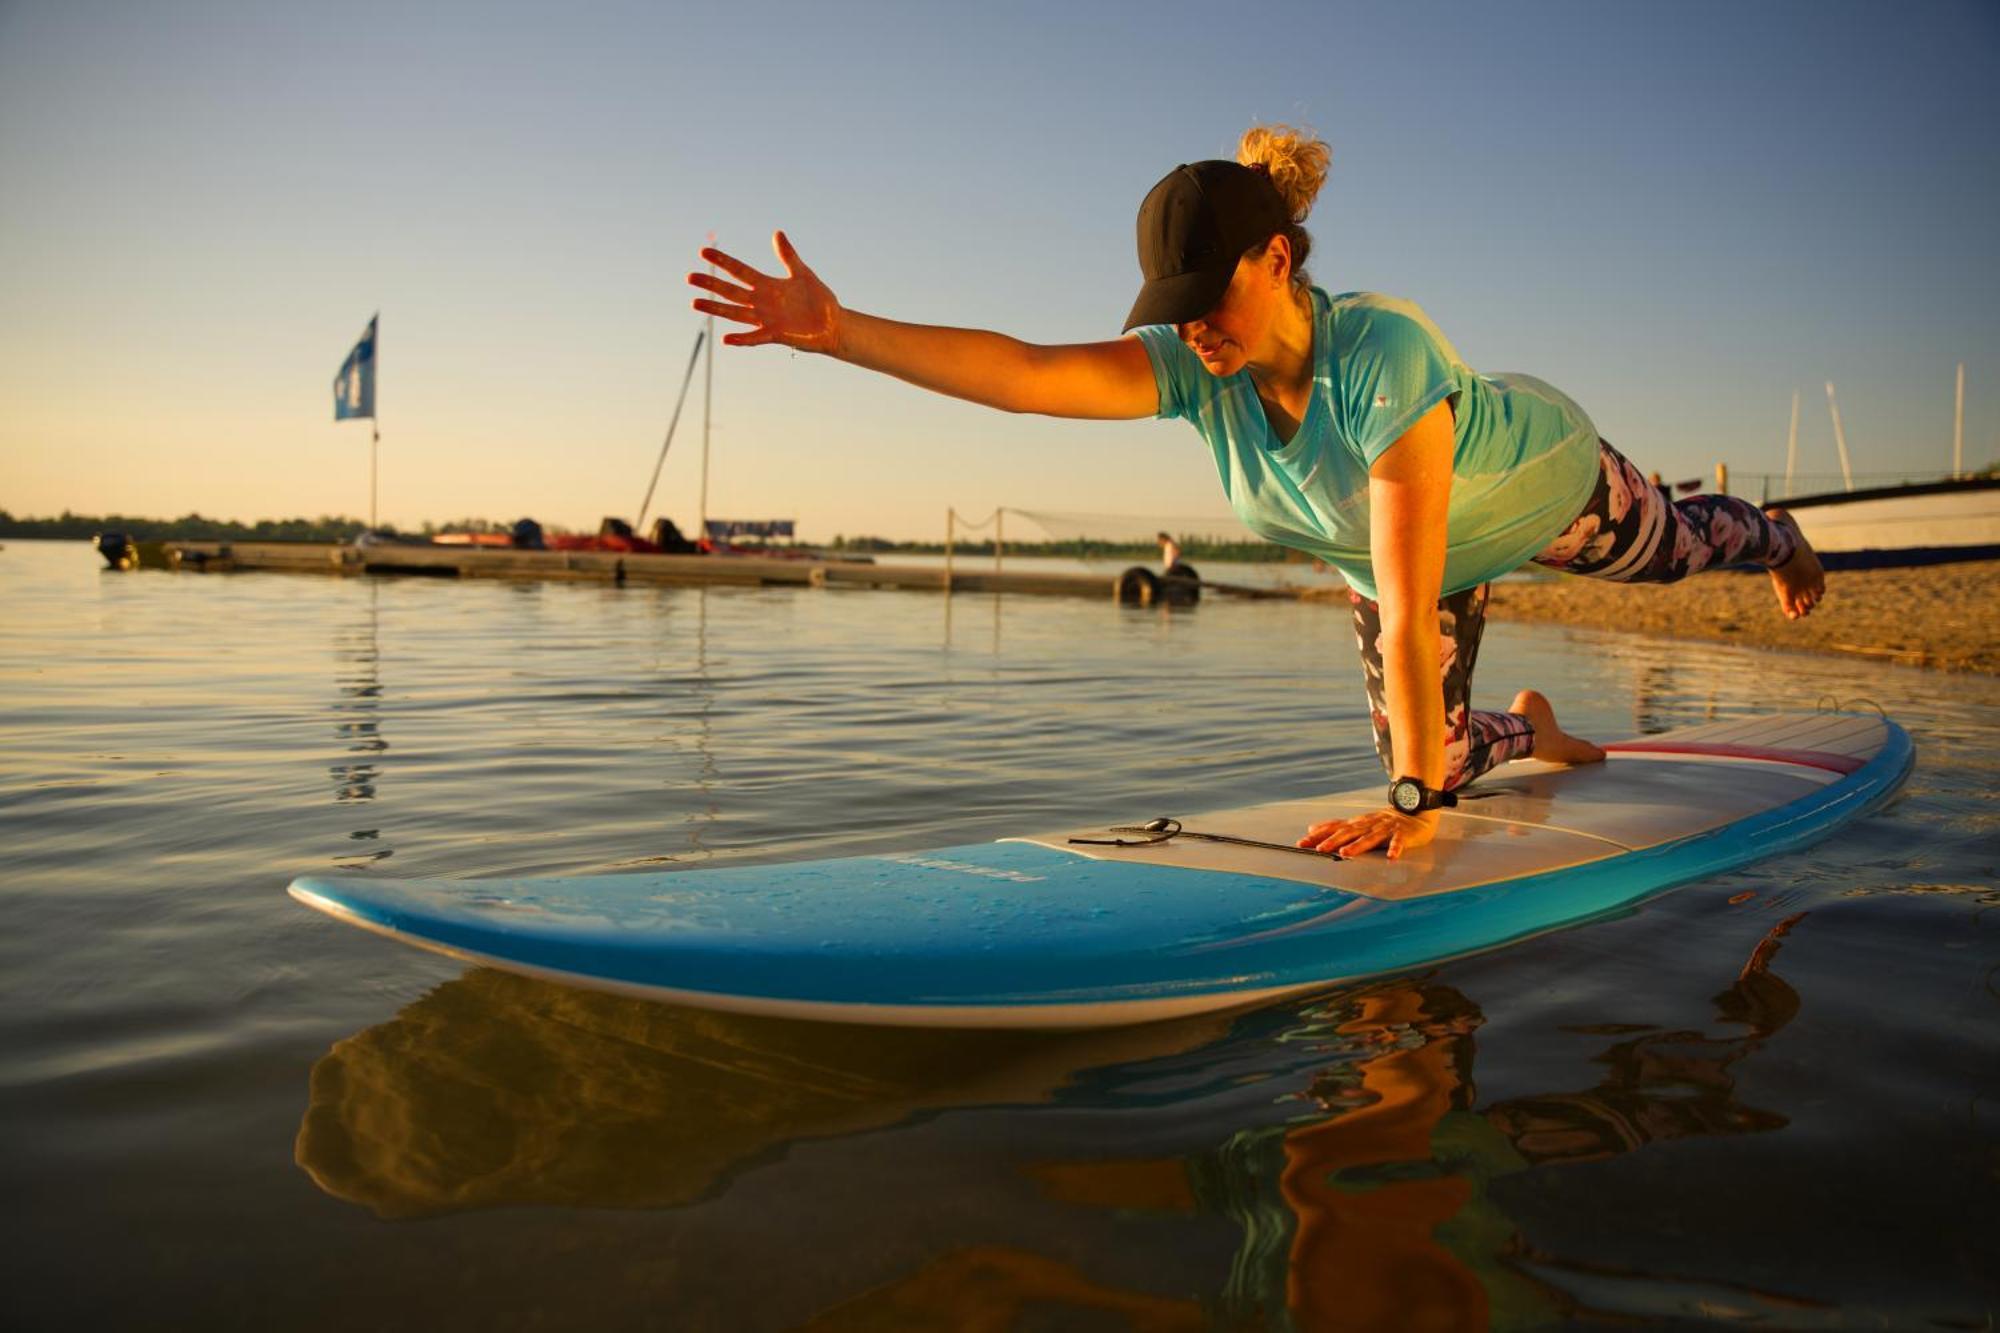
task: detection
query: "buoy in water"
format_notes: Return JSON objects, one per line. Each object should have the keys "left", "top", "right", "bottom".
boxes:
{"left": 1117, "top": 563, "right": 1201, "bottom": 606}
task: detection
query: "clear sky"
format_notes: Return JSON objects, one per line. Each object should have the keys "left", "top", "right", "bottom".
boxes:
{"left": 2, "top": 0, "right": 1995, "bottom": 541}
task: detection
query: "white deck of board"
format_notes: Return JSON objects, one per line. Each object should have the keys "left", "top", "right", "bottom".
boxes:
{"left": 1010, "top": 713, "right": 1885, "bottom": 901}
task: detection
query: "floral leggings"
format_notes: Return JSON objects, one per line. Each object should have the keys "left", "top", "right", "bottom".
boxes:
{"left": 1351, "top": 438, "right": 1802, "bottom": 789}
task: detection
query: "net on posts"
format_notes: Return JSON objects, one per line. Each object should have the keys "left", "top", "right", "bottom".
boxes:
{"left": 1005, "top": 509, "right": 1260, "bottom": 545}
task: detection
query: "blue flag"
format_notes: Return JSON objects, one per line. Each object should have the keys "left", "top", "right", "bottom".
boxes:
{"left": 333, "top": 316, "right": 376, "bottom": 421}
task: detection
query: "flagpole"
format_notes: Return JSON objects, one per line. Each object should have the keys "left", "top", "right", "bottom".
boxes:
{"left": 334, "top": 314, "right": 380, "bottom": 534}
{"left": 369, "top": 314, "right": 379, "bottom": 531}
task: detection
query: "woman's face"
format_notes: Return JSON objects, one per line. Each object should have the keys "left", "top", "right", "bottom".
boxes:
{"left": 1178, "top": 241, "right": 1288, "bottom": 378}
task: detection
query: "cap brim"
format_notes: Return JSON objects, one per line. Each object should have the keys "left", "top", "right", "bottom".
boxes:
{"left": 1121, "top": 266, "right": 1234, "bottom": 333}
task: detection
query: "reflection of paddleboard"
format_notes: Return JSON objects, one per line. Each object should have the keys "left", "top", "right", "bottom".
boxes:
{"left": 290, "top": 711, "right": 1911, "bottom": 1029}
{"left": 296, "top": 968, "right": 1236, "bottom": 1218}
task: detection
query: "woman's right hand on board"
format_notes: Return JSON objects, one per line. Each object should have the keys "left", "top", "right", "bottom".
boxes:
{"left": 689, "top": 231, "right": 843, "bottom": 355}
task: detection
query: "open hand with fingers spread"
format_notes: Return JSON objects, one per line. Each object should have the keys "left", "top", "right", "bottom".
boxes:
{"left": 1297, "top": 808, "right": 1438, "bottom": 860}
{"left": 689, "top": 231, "right": 843, "bottom": 354}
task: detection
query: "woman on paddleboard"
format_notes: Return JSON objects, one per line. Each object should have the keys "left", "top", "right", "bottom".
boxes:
{"left": 688, "top": 124, "right": 1826, "bottom": 861}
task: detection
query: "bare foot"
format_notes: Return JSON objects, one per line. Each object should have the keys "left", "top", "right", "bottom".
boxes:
{"left": 1511, "top": 689, "right": 1606, "bottom": 765}
{"left": 1763, "top": 508, "right": 1826, "bottom": 620}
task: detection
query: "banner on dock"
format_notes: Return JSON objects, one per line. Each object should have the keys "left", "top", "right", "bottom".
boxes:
{"left": 333, "top": 316, "right": 377, "bottom": 421}
{"left": 705, "top": 519, "right": 794, "bottom": 541}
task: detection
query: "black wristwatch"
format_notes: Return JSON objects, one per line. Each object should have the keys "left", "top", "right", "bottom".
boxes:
{"left": 1388, "top": 776, "right": 1457, "bottom": 815}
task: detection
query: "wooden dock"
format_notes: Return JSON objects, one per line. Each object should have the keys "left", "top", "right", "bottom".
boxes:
{"left": 159, "top": 540, "right": 1298, "bottom": 601}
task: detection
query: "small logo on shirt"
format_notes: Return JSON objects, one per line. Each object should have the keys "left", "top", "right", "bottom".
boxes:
{"left": 1373, "top": 393, "right": 1392, "bottom": 409}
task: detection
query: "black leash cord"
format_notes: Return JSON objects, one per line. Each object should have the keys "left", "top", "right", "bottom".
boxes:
{"left": 1069, "top": 817, "right": 1344, "bottom": 861}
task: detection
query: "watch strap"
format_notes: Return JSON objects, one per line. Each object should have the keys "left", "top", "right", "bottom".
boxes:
{"left": 1390, "top": 776, "right": 1458, "bottom": 813}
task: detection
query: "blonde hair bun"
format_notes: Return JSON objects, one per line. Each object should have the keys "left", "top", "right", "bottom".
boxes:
{"left": 1237, "top": 124, "right": 1330, "bottom": 223}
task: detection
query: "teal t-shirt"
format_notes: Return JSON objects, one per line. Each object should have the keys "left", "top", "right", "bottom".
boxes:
{"left": 1134, "top": 288, "right": 1602, "bottom": 600}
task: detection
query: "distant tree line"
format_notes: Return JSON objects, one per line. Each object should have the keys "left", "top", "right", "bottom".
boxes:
{"left": 0, "top": 510, "right": 521, "bottom": 542}
{"left": 2, "top": 509, "right": 1301, "bottom": 562}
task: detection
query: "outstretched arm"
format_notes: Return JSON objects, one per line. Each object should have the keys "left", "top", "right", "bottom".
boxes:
{"left": 689, "top": 231, "right": 1159, "bottom": 420}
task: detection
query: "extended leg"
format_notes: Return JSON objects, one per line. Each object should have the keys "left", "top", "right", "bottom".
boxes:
{"left": 1536, "top": 441, "right": 1825, "bottom": 616}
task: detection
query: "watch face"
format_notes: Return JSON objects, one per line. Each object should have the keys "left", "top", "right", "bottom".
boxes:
{"left": 1392, "top": 781, "right": 1421, "bottom": 813}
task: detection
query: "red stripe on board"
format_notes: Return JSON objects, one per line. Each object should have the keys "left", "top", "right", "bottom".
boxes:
{"left": 1601, "top": 741, "right": 1866, "bottom": 774}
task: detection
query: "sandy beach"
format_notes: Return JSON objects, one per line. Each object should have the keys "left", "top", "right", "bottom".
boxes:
{"left": 1301, "top": 559, "right": 1998, "bottom": 672}
{"left": 1485, "top": 560, "right": 2000, "bottom": 674}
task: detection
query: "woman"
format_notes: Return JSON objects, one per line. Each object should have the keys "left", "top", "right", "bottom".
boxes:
{"left": 688, "top": 125, "right": 1824, "bottom": 861}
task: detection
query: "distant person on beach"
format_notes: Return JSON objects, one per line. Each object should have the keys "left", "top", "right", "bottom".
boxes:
{"left": 689, "top": 124, "right": 1825, "bottom": 860}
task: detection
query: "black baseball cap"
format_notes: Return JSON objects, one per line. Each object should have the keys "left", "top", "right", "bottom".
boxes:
{"left": 1122, "top": 160, "right": 1288, "bottom": 332}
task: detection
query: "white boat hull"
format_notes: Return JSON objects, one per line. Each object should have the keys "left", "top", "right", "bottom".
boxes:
{"left": 1776, "top": 479, "right": 1999, "bottom": 567}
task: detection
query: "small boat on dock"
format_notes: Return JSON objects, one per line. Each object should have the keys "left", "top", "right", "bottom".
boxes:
{"left": 1774, "top": 476, "right": 2000, "bottom": 570}
{"left": 1759, "top": 372, "right": 1999, "bottom": 569}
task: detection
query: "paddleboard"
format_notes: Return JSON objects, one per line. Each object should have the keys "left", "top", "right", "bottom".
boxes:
{"left": 289, "top": 710, "right": 1911, "bottom": 1029}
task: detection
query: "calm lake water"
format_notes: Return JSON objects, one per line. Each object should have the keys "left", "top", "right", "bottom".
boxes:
{"left": 873, "top": 550, "right": 1355, "bottom": 593}
{"left": 2, "top": 537, "right": 1995, "bottom": 1331}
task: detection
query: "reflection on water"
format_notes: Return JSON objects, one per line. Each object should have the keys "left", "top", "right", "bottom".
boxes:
{"left": 2, "top": 540, "right": 1996, "bottom": 1329}
{"left": 1192, "top": 913, "right": 1811, "bottom": 1330}
{"left": 295, "top": 909, "right": 1836, "bottom": 1328}
{"left": 1631, "top": 657, "right": 1696, "bottom": 735}
{"left": 684, "top": 587, "right": 720, "bottom": 861}
{"left": 330, "top": 582, "right": 389, "bottom": 865}
{"left": 295, "top": 969, "right": 1233, "bottom": 1220}
{"left": 610, "top": 584, "right": 725, "bottom": 868}
{"left": 796, "top": 1244, "right": 1210, "bottom": 1330}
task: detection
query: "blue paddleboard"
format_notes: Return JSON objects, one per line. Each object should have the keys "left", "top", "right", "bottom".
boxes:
{"left": 290, "top": 711, "right": 1910, "bottom": 1028}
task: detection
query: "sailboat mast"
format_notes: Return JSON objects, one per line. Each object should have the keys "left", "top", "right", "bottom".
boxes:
{"left": 1825, "top": 381, "right": 1854, "bottom": 492}
{"left": 1954, "top": 362, "right": 1965, "bottom": 479}
{"left": 635, "top": 328, "right": 706, "bottom": 530}
{"left": 1785, "top": 389, "right": 1799, "bottom": 494}
{"left": 700, "top": 232, "right": 715, "bottom": 544}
